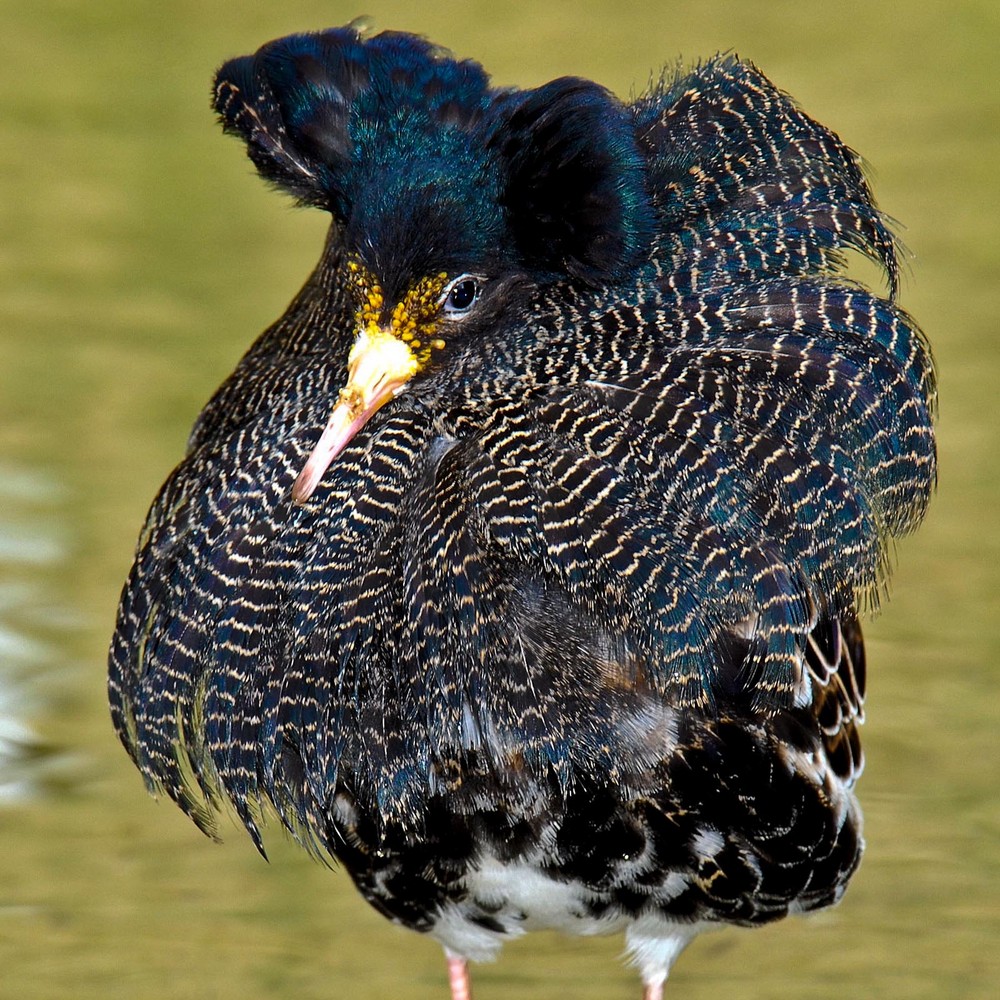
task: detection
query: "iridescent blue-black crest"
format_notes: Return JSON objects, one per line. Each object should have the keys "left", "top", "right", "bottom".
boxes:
{"left": 212, "top": 25, "right": 655, "bottom": 288}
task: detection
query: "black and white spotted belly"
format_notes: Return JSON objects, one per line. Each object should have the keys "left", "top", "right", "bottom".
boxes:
{"left": 329, "top": 625, "right": 864, "bottom": 966}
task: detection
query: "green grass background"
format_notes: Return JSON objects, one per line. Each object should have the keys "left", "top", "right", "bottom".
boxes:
{"left": 1, "top": 1, "right": 997, "bottom": 997}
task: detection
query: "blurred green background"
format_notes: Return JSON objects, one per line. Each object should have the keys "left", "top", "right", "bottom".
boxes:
{"left": 1, "top": 1, "right": 996, "bottom": 997}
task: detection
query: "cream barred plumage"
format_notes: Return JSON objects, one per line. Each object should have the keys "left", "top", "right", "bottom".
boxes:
{"left": 108, "top": 23, "right": 935, "bottom": 998}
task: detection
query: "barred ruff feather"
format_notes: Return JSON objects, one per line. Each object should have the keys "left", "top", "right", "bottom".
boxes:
{"left": 109, "top": 23, "right": 935, "bottom": 997}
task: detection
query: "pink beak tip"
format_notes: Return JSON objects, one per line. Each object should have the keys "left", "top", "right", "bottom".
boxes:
{"left": 290, "top": 479, "right": 312, "bottom": 506}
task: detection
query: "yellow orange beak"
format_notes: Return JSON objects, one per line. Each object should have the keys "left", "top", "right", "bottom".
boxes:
{"left": 291, "top": 327, "right": 418, "bottom": 504}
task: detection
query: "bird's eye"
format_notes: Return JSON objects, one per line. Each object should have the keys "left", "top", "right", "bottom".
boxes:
{"left": 442, "top": 275, "right": 481, "bottom": 316}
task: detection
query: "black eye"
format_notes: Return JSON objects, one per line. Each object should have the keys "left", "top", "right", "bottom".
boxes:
{"left": 443, "top": 276, "right": 481, "bottom": 315}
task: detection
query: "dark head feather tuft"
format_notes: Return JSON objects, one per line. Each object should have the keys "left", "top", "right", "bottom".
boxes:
{"left": 487, "top": 78, "right": 656, "bottom": 284}
{"left": 213, "top": 26, "right": 492, "bottom": 220}
{"left": 214, "top": 32, "right": 654, "bottom": 286}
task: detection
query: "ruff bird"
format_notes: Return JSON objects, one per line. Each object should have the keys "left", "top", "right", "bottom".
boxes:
{"left": 109, "top": 24, "right": 936, "bottom": 999}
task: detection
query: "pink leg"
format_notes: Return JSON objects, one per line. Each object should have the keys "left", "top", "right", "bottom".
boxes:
{"left": 446, "top": 953, "right": 473, "bottom": 1000}
{"left": 642, "top": 980, "right": 664, "bottom": 1000}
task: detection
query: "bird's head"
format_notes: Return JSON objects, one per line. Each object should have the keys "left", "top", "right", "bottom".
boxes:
{"left": 213, "top": 24, "right": 655, "bottom": 501}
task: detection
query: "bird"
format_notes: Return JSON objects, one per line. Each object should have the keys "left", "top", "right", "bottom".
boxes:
{"left": 108, "top": 22, "right": 936, "bottom": 1000}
